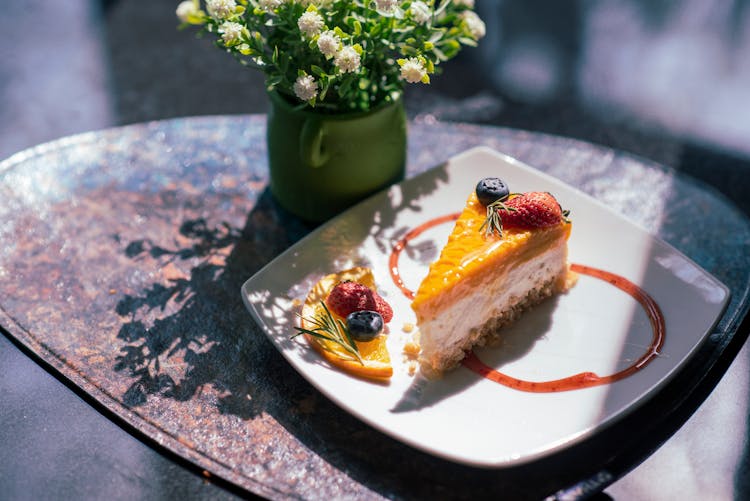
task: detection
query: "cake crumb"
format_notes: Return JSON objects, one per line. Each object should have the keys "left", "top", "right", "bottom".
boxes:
{"left": 563, "top": 269, "right": 580, "bottom": 290}
{"left": 402, "top": 330, "right": 421, "bottom": 377}
{"left": 403, "top": 340, "right": 420, "bottom": 358}
{"left": 407, "top": 360, "right": 418, "bottom": 376}
{"left": 402, "top": 322, "right": 415, "bottom": 333}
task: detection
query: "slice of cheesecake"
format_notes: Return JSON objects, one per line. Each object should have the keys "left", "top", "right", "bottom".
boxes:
{"left": 411, "top": 181, "right": 574, "bottom": 375}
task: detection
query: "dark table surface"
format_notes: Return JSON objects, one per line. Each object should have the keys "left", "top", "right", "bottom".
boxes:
{"left": 3, "top": 1, "right": 750, "bottom": 500}
{"left": 1, "top": 115, "right": 749, "bottom": 500}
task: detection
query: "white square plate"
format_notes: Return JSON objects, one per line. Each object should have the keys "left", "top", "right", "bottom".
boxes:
{"left": 241, "top": 146, "right": 729, "bottom": 467}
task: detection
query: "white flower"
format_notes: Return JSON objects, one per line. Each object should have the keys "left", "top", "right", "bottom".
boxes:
{"left": 298, "top": 11, "right": 325, "bottom": 37}
{"left": 334, "top": 46, "right": 361, "bottom": 73}
{"left": 317, "top": 30, "right": 341, "bottom": 57}
{"left": 460, "top": 10, "right": 486, "bottom": 39}
{"left": 399, "top": 57, "right": 427, "bottom": 83}
{"left": 293, "top": 75, "right": 318, "bottom": 101}
{"left": 220, "top": 21, "right": 243, "bottom": 45}
{"left": 176, "top": 1, "right": 199, "bottom": 23}
{"left": 206, "top": 0, "right": 236, "bottom": 20}
{"left": 258, "top": 0, "right": 283, "bottom": 12}
{"left": 453, "top": 0, "right": 475, "bottom": 8}
{"left": 374, "top": 0, "right": 398, "bottom": 13}
{"left": 409, "top": 1, "right": 431, "bottom": 24}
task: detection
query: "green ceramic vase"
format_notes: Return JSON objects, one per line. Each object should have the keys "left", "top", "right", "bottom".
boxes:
{"left": 266, "top": 91, "right": 407, "bottom": 222}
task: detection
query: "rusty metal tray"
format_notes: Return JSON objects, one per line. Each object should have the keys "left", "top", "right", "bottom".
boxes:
{"left": 1, "top": 116, "right": 748, "bottom": 499}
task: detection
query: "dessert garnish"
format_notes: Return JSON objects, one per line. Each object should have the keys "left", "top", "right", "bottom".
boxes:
{"left": 476, "top": 177, "right": 570, "bottom": 237}
{"left": 294, "top": 301, "right": 363, "bottom": 363}
{"left": 346, "top": 310, "right": 385, "bottom": 342}
{"left": 326, "top": 280, "right": 393, "bottom": 322}
{"left": 475, "top": 177, "right": 510, "bottom": 206}
{"left": 294, "top": 267, "right": 393, "bottom": 380}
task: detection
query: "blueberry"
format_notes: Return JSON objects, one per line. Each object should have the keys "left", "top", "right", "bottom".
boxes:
{"left": 346, "top": 310, "right": 384, "bottom": 342}
{"left": 475, "top": 177, "right": 510, "bottom": 206}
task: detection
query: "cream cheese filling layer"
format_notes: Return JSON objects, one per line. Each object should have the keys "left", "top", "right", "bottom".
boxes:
{"left": 419, "top": 237, "right": 569, "bottom": 371}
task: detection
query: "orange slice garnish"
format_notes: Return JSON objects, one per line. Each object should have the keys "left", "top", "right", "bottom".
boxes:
{"left": 300, "top": 266, "right": 392, "bottom": 380}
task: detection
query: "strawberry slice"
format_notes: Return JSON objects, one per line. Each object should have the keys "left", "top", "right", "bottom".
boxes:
{"left": 499, "top": 192, "right": 566, "bottom": 229}
{"left": 326, "top": 281, "right": 394, "bottom": 322}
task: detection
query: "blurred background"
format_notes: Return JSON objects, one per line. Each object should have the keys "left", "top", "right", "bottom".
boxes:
{"left": 1, "top": 1, "right": 750, "bottom": 499}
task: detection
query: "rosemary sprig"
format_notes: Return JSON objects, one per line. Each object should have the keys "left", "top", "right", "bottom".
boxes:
{"left": 293, "top": 301, "right": 364, "bottom": 365}
{"left": 478, "top": 199, "right": 516, "bottom": 238}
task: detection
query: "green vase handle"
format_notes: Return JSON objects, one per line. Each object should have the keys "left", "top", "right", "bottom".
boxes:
{"left": 300, "top": 118, "right": 328, "bottom": 168}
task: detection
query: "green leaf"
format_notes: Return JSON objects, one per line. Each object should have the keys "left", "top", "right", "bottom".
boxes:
{"left": 458, "top": 36, "right": 478, "bottom": 47}
{"left": 437, "top": 47, "right": 451, "bottom": 60}
{"left": 401, "top": 45, "right": 418, "bottom": 56}
{"left": 333, "top": 26, "right": 348, "bottom": 40}
{"left": 434, "top": 0, "right": 451, "bottom": 17}
{"left": 428, "top": 30, "right": 444, "bottom": 43}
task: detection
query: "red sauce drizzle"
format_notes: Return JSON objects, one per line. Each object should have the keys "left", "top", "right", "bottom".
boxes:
{"left": 389, "top": 213, "right": 666, "bottom": 392}
{"left": 389, "top": 212, "right": 459, "bottom": 301}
